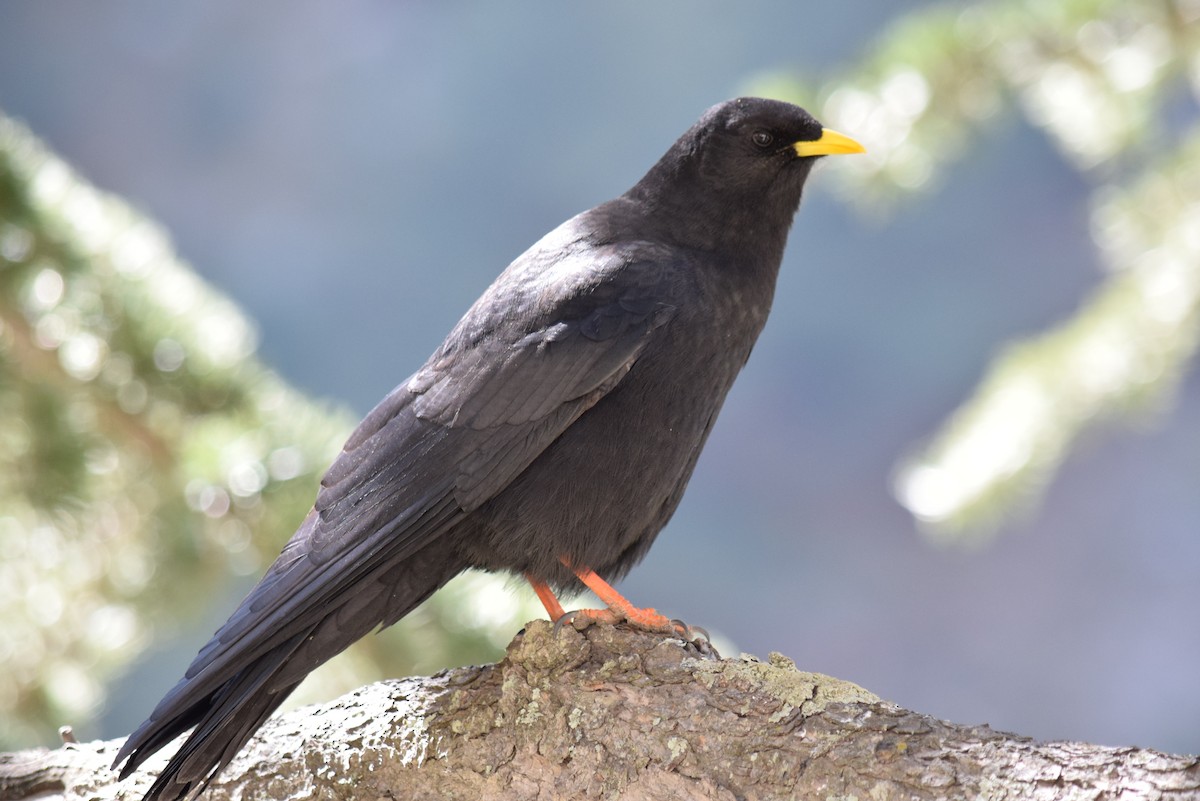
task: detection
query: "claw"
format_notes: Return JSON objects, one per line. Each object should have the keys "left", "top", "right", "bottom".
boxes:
{"left": 553, "top": 607, "right": 619, "bottom": 633}
{"left": 670, "top": 619, "right": 710, "bottom": 643}
{"left": 552, "top": 610, "right": 574, "bottom": 634}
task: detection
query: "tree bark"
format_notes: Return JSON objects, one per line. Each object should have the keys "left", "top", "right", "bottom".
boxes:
{"left": 2, "top": 621, "right": 1197, "bottom": 800}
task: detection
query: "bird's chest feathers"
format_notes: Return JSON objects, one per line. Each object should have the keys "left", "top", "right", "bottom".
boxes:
{"left": 631, "top": 284, "right": 771, "bottom": 426}
{"left": 699, "top": 260, "right": 778, "bottom": 355}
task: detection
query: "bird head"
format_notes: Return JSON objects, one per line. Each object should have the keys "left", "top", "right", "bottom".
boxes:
{"left": 627, "top": 97, "right": 865, "bottom": 253}
{"left": 686, "top": 97, "right": 864, "bottom": 197}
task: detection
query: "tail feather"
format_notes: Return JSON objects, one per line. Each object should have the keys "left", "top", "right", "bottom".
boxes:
{"left": 116, "top": 629, "right": 308, "bottom": 781}
{"left": 115, "top": 543, "right": 466, "bottom": 801}
{"left": 141, "top": 680, "right": 294, "bottom": 801}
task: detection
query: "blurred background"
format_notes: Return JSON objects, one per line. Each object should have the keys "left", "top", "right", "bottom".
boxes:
{"left": 2, "top": 0, "right": 1198, "bottom": 759}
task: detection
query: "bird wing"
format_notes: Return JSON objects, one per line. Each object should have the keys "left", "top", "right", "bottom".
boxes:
{"left": 116, "top": 237, "right": 686, "bottom": 774}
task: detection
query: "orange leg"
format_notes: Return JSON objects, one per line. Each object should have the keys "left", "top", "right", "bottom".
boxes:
{"left": 552, "top": 556, "right": 693, "bottom": 635}
{"left": 525, "top": 573, "right": 567, "bottom": 621}
{"left": 528, "top": 561, "right": 704, "bottom": 641}
{"left": 567, "top": 564, "right": 677, "bottom": 631}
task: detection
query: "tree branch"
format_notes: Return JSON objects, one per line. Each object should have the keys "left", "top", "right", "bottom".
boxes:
{"left": 2, "top": 621, "right": 1197, "bottom": 800}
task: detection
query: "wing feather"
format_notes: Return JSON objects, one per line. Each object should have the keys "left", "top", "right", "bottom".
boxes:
{"left": 115, "top": 230, "right": 689, "bottom": 781}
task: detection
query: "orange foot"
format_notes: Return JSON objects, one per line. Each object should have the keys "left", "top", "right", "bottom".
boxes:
{"left": 525, "top": 561, "right": 708, "bottom": 641}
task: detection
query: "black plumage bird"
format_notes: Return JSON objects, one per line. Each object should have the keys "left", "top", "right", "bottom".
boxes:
{"left": 114, "top": 97, "right": 864, "bottom": 800}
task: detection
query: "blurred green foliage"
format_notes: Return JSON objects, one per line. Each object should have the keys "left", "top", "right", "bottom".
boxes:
{"left": 0, "top": 115, "right": 540, "bottom": 748}
{"left": 756, "top": 0, "right": 1200, "bottom": 539}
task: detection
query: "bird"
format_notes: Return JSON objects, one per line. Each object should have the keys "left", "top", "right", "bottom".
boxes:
{"left": 113, "top": 96, "right": 864, "bottom": 800}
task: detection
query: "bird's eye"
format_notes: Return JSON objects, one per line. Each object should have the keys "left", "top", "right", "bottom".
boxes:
{"left": 751, "top": 130, "right": 775, "bottom": 148}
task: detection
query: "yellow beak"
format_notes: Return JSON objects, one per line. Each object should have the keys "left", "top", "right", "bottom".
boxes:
{"left": 792, "top": 128, "right": 866, "bottom": 158}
